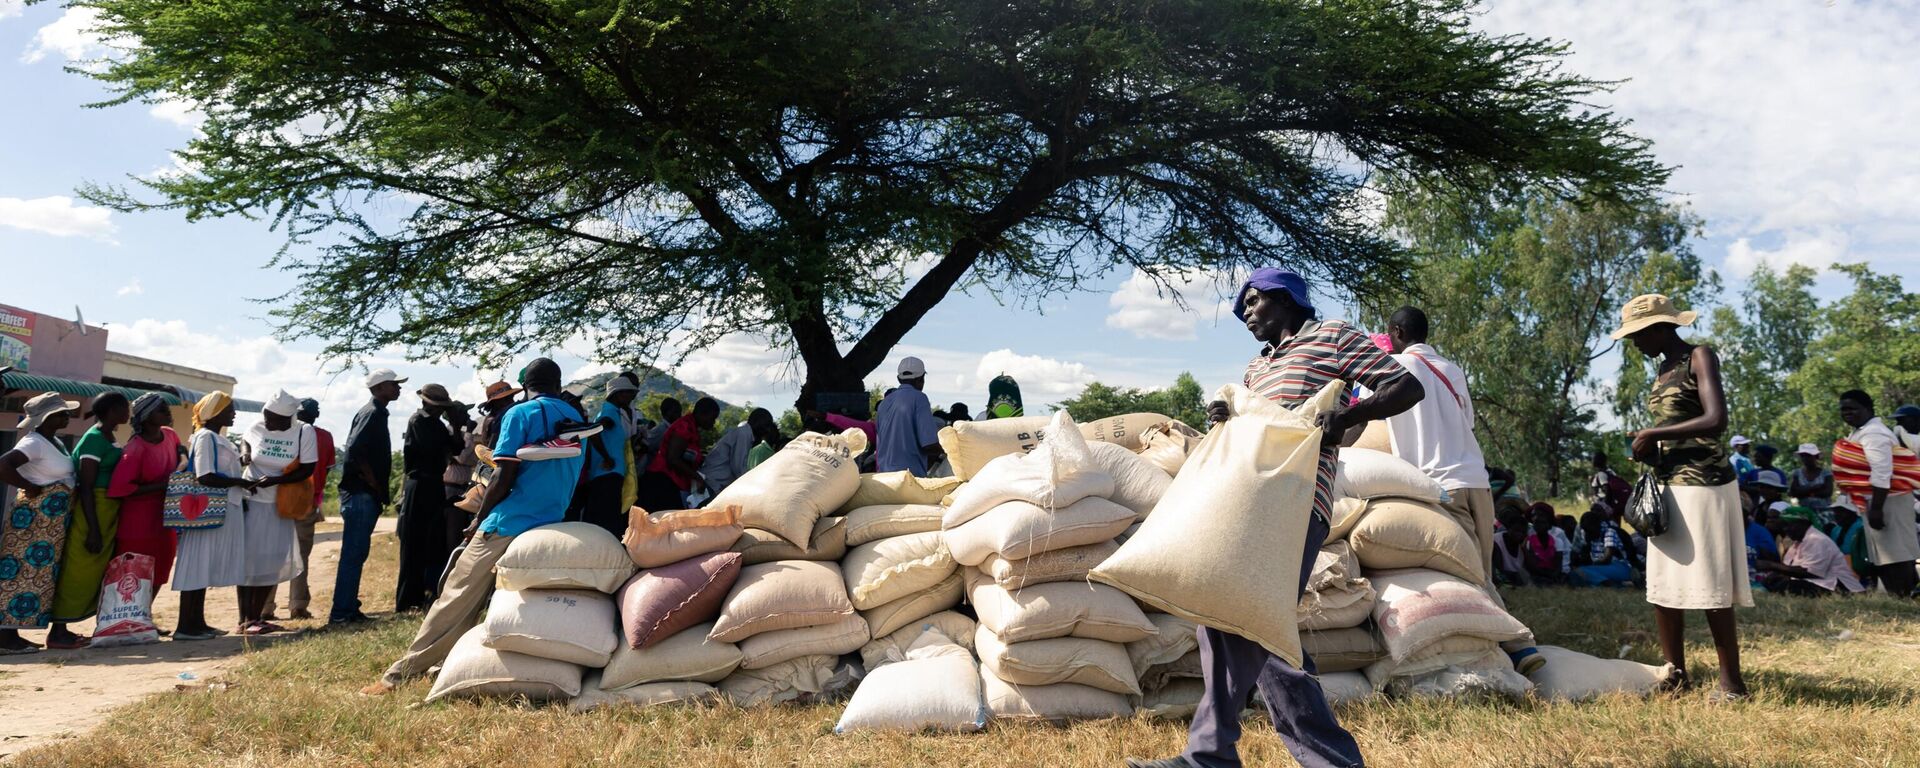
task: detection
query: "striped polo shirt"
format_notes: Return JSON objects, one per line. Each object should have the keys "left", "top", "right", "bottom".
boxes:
{"left": 1243, "top": 319, "right": 1409, "bottom": 521}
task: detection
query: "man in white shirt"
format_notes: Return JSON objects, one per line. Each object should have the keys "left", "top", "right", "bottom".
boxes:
{"left": 699, "top": 408, "right": 776, "bottom": 496}
{"left": 1840, "top": 389, "right": 1918, "bottom": 598}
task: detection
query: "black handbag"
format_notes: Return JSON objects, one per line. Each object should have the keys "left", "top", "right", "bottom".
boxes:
{"left": 1625, "top": 461, "right": 1671, "bottom": 538}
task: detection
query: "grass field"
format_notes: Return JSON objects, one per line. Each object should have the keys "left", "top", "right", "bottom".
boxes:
{"left": 14, "top": 580, "right": 1920, "bottom": 767}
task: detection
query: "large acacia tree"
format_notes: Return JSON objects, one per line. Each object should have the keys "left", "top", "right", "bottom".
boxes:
{"left": 76, "top": 0, "right": 1664, "bottom": 407}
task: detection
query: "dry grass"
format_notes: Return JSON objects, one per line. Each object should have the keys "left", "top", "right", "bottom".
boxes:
{"left": 14, "top": 579, "right": 1920, "bottom": 767}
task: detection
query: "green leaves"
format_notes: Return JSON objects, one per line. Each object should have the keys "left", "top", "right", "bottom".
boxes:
{"left": 1056, "top": 372, "right": 1206, "bottom": 430}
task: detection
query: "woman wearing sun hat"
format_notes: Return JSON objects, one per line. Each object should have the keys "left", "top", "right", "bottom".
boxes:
{"left": 0, "top": 392, "right": 81, "bottom": 654}
{"left": 1612, "top": 293, "right": 1749, "bottom": 701}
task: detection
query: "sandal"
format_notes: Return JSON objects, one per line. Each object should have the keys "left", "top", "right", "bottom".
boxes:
{"left": 254, "top": 621, "right": 292, "bottom": 634}
{"left": 1708, "top": 688, "right": 1750, "bottom": 704}
{"left": 45, "top": 635, "right": 91, "bottom": 650}
{"left": 238, "top": 622, "right": 273, "bottom": 636}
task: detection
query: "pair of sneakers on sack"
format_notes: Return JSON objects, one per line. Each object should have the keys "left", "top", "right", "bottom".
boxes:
{"left": 516, "top": 419, "right": 605, "bottom": 461}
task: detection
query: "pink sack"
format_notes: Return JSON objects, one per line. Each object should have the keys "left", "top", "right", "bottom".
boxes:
{"left": 90, "top": 553, "right": 161, "bottom": 648}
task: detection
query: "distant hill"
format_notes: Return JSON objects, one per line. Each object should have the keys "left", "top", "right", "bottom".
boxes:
{"left": 567, "top": 366, "right": 734, "bottom": 415}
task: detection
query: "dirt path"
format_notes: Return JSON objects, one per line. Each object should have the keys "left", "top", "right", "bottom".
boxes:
{"left": 0, "top": 517, "right": 400, "bottom": 761}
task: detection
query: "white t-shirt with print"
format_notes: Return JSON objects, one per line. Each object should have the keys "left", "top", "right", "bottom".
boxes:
{"left": 242, "top": 421, "right": 319, "bottom": 504}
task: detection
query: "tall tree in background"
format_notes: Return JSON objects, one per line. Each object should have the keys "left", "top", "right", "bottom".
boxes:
{"left": 1779, "top": 264, "right": 1920, "bottom": 439}
{"left": 1056, "top": 373, "right": 1207, "bottom": 429}
{"left": 1378, "top": 186, "right": 1710, "bottom": 496}
{"left": 77, "top": 0, "right": 1665, "bottom": 408}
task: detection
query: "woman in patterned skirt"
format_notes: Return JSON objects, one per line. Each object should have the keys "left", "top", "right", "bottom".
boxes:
{"left": 0, "top": 393, "right": 82, "bottom": 655}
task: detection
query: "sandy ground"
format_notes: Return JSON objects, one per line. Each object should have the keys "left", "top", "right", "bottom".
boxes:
{"left": 0, "top": 517, "right": 400, "bottom": 761}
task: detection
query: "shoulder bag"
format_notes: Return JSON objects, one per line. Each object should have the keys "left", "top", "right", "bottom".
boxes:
{"left": 164, "top": 436, "right": 229, "bottom": 530}
{"left": 274, "top": 424, "right": 318, "bottom": 520}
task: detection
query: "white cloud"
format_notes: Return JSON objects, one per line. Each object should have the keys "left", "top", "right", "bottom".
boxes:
{"left": 1725, "top": 228, "right": 1849, "bottom": 277}
{"left": 0, "top": 0, "right": 25, "bottom": 21}
{"left": 148, "top": 98, "right": 204, "bottom": 129}
{"left": 972, "top": 349, "right": 1094, "bottom": 397}
{"left": 654, "top": 334, "right": 797, "bottom": 408}
{"left": 115, "top": 279, "right": 143, "bottom": 297}
{"left": 1104, "top": 268, "right": 1233, "bottom": 341}
{"left": 0, "top": 195, "right": 118, "bottom": 241}
{"left": 23, "top": 6, "right": 114, "bottom": 64}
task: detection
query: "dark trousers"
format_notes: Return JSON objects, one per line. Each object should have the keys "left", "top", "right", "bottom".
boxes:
{"left": 443, "top": 484, "right": 472, "bottom": 554}
{"left": 394, "top": 477, "right": 451, "bottom": 612}
{"left": 578, "top": 473, "right": 627, "bottom": 539}
{"left": 1184, "top": 512, "right": 1365, "bottom": 768}
{"left": 635, "top": 471, "right": 687, "bottom": 514}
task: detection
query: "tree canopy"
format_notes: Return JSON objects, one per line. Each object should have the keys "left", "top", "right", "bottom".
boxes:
{"left": 76, "top": 0, "right": 1666, "bottom": 407}
{"left": 1056, "top": 372, "right": 1207, "bottom": 429}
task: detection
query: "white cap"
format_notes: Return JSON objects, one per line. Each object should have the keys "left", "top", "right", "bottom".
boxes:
{"left": 1796, "top": 443, "right": 1821, "bottom": 457}
{"left": 366, "top": 368, "right": 408, "bottom": 388}
{"left": 264, "top": 389, "right": 302, "bottom": 417}
{"left": 897, "top": 356, "right": 926, "bottom": 380}
{"left": 1729, "top": 435, "right": 1751, "bottom": 446}
{"left": 1767, "top": 500, "right": 1790, "bottom": 513}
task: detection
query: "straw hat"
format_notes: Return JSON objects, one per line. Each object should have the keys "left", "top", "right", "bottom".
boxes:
{"left": 1608, "top": 294, "right": 1697, "bottom": 340}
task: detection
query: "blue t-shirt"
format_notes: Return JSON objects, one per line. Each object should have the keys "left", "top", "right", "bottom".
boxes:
{"left": 586, "top": 401, "right": 630, "bottom": 480}
{"left": 481, "top": 395, "right": 586, "bottom": 537}
{"left": 875, "top": 386, "right": 943, "bottom": 476}
{"left": 1745, "top": 520, "right": 1778, "bottom": 572}
{"left": 1731, "top": 453, "right": 1757, "bottom": 485}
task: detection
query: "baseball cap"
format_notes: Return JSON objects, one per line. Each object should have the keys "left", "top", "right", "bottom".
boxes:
{"left": 366, "top": 368, "right": 408, "bottom": 388}
{"left": 897, "top": 356, "right": 926, "bottom": 380}
{"left": 1795, "top": 443, "right": 1820, "bottom": 457}
{"left": 1729, "top": 435, "right": 1751, "bottom": 447}
{"left": 1894, "top": 404, "right": 1920, "bottom": 419}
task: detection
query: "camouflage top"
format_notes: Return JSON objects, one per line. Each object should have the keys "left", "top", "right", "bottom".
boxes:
{"left": 1647, "top": 349, "right": 1736, "bottom": 487}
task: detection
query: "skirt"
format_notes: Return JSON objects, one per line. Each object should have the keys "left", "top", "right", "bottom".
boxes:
{"left": 1646, "top": 481, "right": 1753, "bottom": 610}
{"left": 1, "top": 485, "right": 73, "bottom": 630}
{"left": 51, "top": 489, "right": 121, "bottom": 622}
{"left": 173, "top": 498, "right": 301, "bottom": 590}
{"left": 1863, "top": 492, "right": 1920, "bottom": 566}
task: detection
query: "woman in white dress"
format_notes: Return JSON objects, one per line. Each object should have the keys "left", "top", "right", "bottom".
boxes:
{"left": 235, "top": 391, "right": 315, "bottom": 634}
{"left": 172, "top": 392, "right": 262, "bottom": 639}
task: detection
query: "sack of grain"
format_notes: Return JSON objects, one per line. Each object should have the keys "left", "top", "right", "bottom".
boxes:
{"left": 1079, "top": 412, "right": 1175, "bottom": 450}
{"left": 980, "top": 668, "right": 1133, "bottom": 721}
{"left": 1387, "top": 651, "right": 1531, "bottom": 700}
{"left": 736, "top": 614, "right": 870, "bottom": 670}
{"left": 1529, "top": 646, "right": 1670, "bottom": 701}
{"left": 495, "top": 522, "right": 635, "bottom": 593}
{"left": 601, "top": 621, "right": 741, "bottom": 690}
{"left": 1090, "top": 383, "right": 1343, "bottom": 669}
{"left": 1325, "top": 497, "right": 1368, "bottom": 543}
{"left": 1319, "top": 671, "right": 1374, "bottom": 706}
{"left": 1300, "top": 627, "right": 1386, "bottom": 673}
{"left": 835, "top": 628, "right": 987, "bottom": 734}
{"left": 426, "top": 625, "right": 583, "bottom": 704}
{"left": 837, "top": 471, "right": 964, "bottom": 514}
{"left": 945, "top": 497, "right": 1136, "bottom": 567}
{"left": 979, "top": 540, "right": 1118, "bottom": 590}
{"left": 844, "top": 504, "right": 945, "bottom": 548}
{"left": 1140, "top": 678, "right": 1206, "bottom": 719}
{"left": 939, "top": 413, "right": 1178, "bottom": 480}
{"left": 1370, "top": 569, "right": 1530, "bottom": 661}
{"left": 841, "top": 531, "right": 956, "bottom": 610}
{"left": 861, "top": 610, "right": 978, "bottom": 670}
{"left": 1086, "top": 441, "right": 1173, "bottom": 517}
{"left": 1352, "top": 419, "right": 1392, "bottom": 453}
{"left": 568, "top": 674, "right": 716, "bottom": 713}
{"left": 623, "top": 505, "right": 742, "bottom": 569}
{"left": 1334, "top": 448, "right": 1447, "bottom": 503}
{"left": 1348, "top": 498, "right": 1483, "bottom": 583}
{"left": 1127, "top": 613, "right": 1199, "bottom": 679}
{"left": 1298, "top": 542, "right": 1376, "bottom": 631}
{"left": 943, "top": 412, "right": 1114, "bottom": 530}
{"left": 861, "top": 571, "right": 965, "bottom": 639}
{"left": 1136, "top": 421, "right": 1202, "bottom": 476}
{"left": 718, "top": 654, "right": 840, "bottom": 707}
{"left": 617, "top": 551, "right": 743, "bottom": 649}
{"left": 709, "top": 560, "right": 856, "bottom": 643}
{"left": 732, "top": 517, "right": 848, "bottom": 565}
{"left": 1139, "top": 649, "right": 1203, "bottom": 693}
{"left": 968, "top": 573, "right": 1158, "bottom": 643}
{"left": 1363, "top": 635, "right": 1504, "bottom": 687}
{"left": 708, "top": 428, "right": 866, "bottom": 546}
{"left": 481, "top": 588, "right": 619, "bottom": 667}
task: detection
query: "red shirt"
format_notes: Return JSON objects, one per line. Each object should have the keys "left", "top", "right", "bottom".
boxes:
{"left": 646, "top": 415, "right": 703, "bottom": 490}
{"left": 311, "top": 426, "right": 336, "bottom": 508}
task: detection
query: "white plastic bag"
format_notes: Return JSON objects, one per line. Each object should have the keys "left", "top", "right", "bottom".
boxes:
{"left": 89, "top": 553, "right": 160, "bottom": 648}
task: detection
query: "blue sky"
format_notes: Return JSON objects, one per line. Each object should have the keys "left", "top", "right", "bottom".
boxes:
{"left": 3, "top": 0, "right": 1917, "bottom": 439}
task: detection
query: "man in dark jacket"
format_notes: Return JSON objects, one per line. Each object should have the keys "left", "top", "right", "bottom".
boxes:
{"left": 395, "top": 383, "right": 455, "bottom": 612}
{"left": 330, "top": 368, "right": 404, "bottom": 626}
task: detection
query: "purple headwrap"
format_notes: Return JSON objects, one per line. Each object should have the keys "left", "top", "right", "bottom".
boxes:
{"left": 1231, "top": 268, "right": 1315, "bottom": 321}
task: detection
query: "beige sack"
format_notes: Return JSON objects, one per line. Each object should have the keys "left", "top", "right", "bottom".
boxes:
{"left": 1086, "top": 441, "right": 1173, "bottom": 517}
{"left": 1127, "top": 613, "right": 1199, "bottom": 678}
{"left": 1352, "top": 419, "right": 1392, "bottom": 453}
{"left": 937, "top": 417, "right": 1050, "bottom": 480}
{"left": 708, "top": 428, "right": 867, "bottom": 546}
{"left": 709, "top": 560, "right": 856, "bottom": 643}
{"left": 1364, "top": 635, "right": 1505, "bottom": 686}
{"left": 836, "top": 472, "right": 963, "bottom": 515}
{"left": 718, "top": 654, "right": 840, "bottom": 707}
{"left": 980, "top": 540, "right": 1119, "bottom": 590}
{"left": 844, "top": 504, "right": 945, "bottom": 547}
{"left": 976, "top": 627, "right": 1140, "bottom": 695}
{"left": 835, "top": 629, "right": 987, "bottom": 734}
{"left": 1325, "top": 497, "right": 1368, "bottom": 543}
{"left": 495, "top": 522, "right": 636, "bottom": 594}
{"left": 1334, "top": 448, "right": 1447, "bottom": 503}
{"left": 980, "top": 669, "right": 1134, "bottom": 721}
{"left": 945, "top": 497, "right": 1136, "bottom": 567}
{"left": 1370, "top": 569, "right": 1530, "bottom": 661}
{"left": 860, "top": 609, "right": 977, "bottom": 670}
{"left": 426, "top": 625, "right": 583, "bottom": 704}
{"left": 1078, "top": 412, "right": 1175, "bottom": 450}
{"left": 480, "top": 588, "right": 620, "bottom": 667}
{"left": 623, "top": 505, "right": 743, "bottom": 569}
{"left": 841, "top": 531, "right": 956, "bottom": 610}
{"left": 1136, "top": 422, "right": 1203, "bottom": 476}
{"left": 967, "top": 573, "right": 1157, "bottom": 644}
{"left": 861, "top": 571, "right": 965, "bottom": 639}
{"left": 569, "top": 673, "right": 717, "bottom": 712}
{"left": 1090, "top": 383, "right": 1343, "bottom": 669}
{"left": 600, "top": 621, "right": 742, "bottom": 690}
{"left": 1529, "top": 646, "right": 1670, "bottom": 701}
{"left": 732, "top": 517, "right": 848, "bottom": 565}
{"left": 943, "top": 412, "right": 1114, "bottom": 530}
{"left": 1141, "top": 678, "right": 1206, "bottom": 720}
{"left": 1319, "top": 671, "right": 1375, "bottom": 706}
{"left": 1300, "top": 627, "right": 1386, "bottom": 673}
{"left": 1298, "top": 541, "right": 1376, "bottom": 631}
{"left": 736, "top": 614, "right": 870, "bottom": 670}
{"left": 1349, "top": 499, "right": 1484, "bottom": 583}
